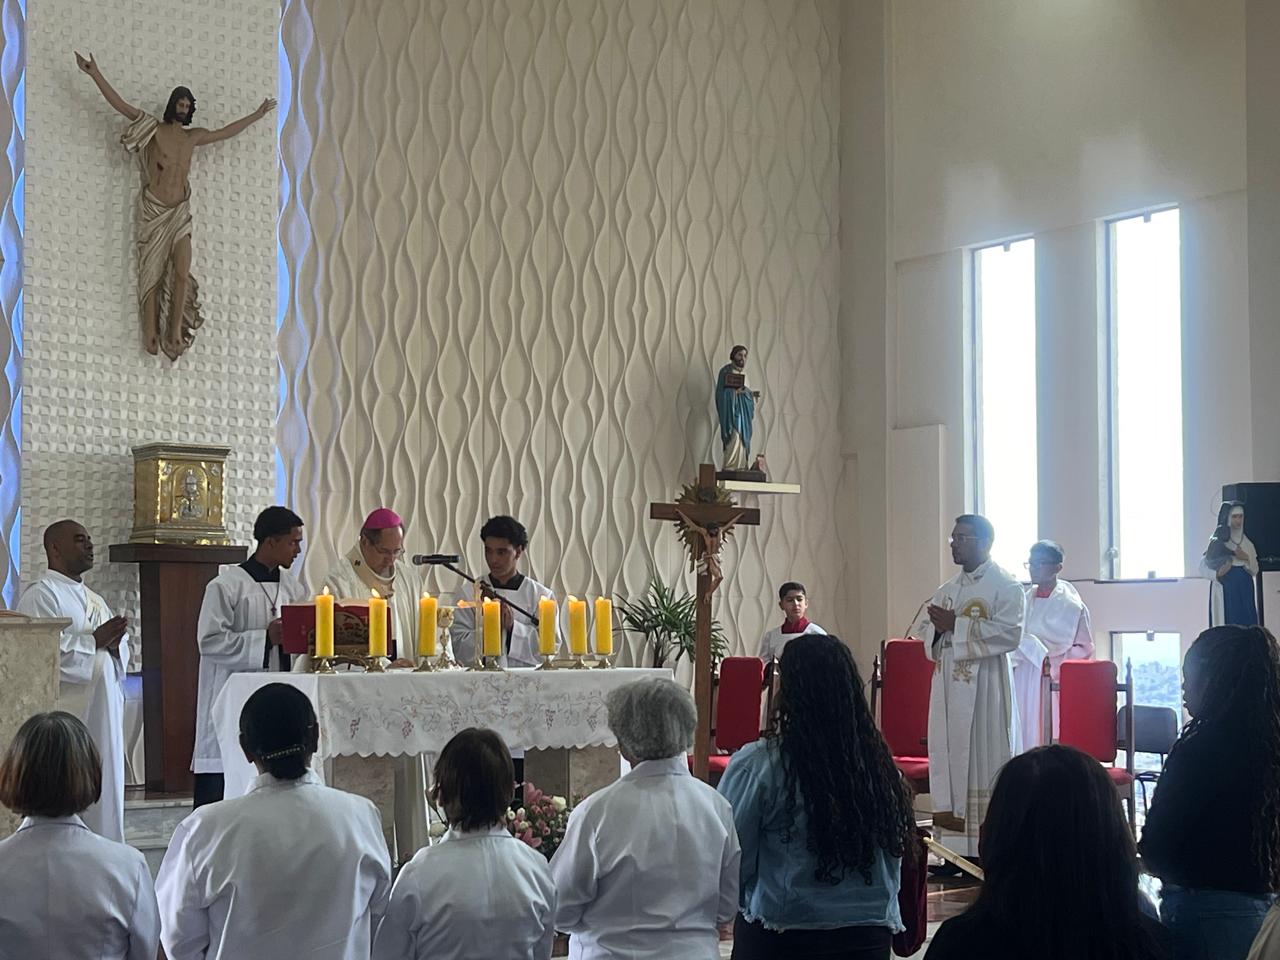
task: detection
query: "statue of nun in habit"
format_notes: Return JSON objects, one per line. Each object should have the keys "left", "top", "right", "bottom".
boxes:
{"left": 1198, "top": 500, "right": 1260, "bottom": 627}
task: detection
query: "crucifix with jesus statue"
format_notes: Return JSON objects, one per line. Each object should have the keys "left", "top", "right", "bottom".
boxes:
{"left": 649, "top": 463, "right": 760, "bottom": 781}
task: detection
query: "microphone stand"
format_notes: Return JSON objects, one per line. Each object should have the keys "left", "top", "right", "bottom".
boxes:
{"left": 437, "top": 560, "right": 540, "bottom": 626}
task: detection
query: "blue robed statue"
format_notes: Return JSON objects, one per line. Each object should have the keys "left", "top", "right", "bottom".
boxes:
{"left": 715, "top": 344, "right": 758, "bottom": 471}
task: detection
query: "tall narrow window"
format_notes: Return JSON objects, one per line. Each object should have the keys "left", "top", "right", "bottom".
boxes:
{"left": 972, "top": 238, "right": 1037, "bottom": 573}
{"left": 1108, "top": 209, "right": 1183, "bottom": 579}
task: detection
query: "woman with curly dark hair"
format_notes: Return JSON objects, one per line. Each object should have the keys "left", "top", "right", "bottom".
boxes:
{"left": 1140, "top": 625, "right": 1280, "bottom": 959}
{"left": 925, "top": 744, "right": 1168, "bottom": 960}
{"left": 718, "top": 633, "right": 915, "bottom": 960}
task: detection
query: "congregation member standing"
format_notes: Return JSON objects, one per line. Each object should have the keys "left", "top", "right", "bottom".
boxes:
{"left": 0, "top": 712, "right": 159, "bottom": 960}
{"left": 925, "top": 745, "right": 1168, "bottom": 960}
{"left": 157, "top": 683, "right": 391, "bottom": 960}
{"left": 756, "top": 580, "right": 827, "bottom": 663}
{"left": 720, "top": 634, "right": 914, "bottom": 960}
{"left": 1140, "top": 626, "right": 1280, "bottom": 960}
{"left": 373, "top": 728, "right": 556, "bottom": 960}
{"left": 1011, "top": 539, "right": 1094, "bottom": 751}
{"left": 16, "top": 520, "right": 131, "bottom": 840}
{"left": 192, "top": 505, "right": 307, "bottom": 806}
{"left": 551, "top": 678, "right": 740, "bottom": 959}
{"left": 450, "top": 515, "right": 559, "bottom": 667}
{"left": 912, "top": 514, "right": 1024, "bottom": 860}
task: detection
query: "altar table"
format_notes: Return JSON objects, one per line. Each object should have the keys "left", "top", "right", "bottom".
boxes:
{"left": 214, "top": 667, "right": 673, "bottom": 802}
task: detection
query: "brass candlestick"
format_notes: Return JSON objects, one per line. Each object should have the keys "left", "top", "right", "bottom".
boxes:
{"left": 478, "top": 655, "right": 505, "bottom": 672}
{"left": 568, "top": 652, "right": 590, "bottom": 669}
{"left": 364, "top": 655, "right": 388, "bottom": 674}
{"left": 414, "top": 655, "right": 437, "bottom": 672}
{"left": 313, "top": 657, "right": 336, "bottom": 675}
{"left": 536, "top": 653, "right": 558, "bottom": 670}
{"left": 597, "top": 653, "right": 615, "bottom": 669}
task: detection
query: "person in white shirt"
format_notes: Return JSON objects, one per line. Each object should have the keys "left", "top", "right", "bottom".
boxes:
{"left": 1012, "top": 539, "right": 1095, "bottom": 752}
{"left": 157, "top": 682, "right": 391, "bottom": 960}
{"left": 372, "top": 727, "right": 556, "bottom": 960}
{"left": 16, "top": 519, "right": 131, "bottom": 840}
{"left": 450, "top": 515, "right": 560, "bottom": 667}
{"left": 550, "top": 677, "right": 741, "bottom": 960}
{"left": 0, "top": 711, "right": 159, "bottom": 960}
{"left": 192, "top": 505, "right": 308, "bottom": 806}
{"left": 757, "top": 580, "right": 827, "bottom": 663}
{"left": 911, "top": 514, "right": 1025, "bottom": 860}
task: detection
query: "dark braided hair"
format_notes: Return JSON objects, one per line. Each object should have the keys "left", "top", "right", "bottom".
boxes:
{"left": 1178, "top": 625, "right": 1280, "bottom": 890}
{"left": 771, "top": 634, "right": 915, "bottom": 884}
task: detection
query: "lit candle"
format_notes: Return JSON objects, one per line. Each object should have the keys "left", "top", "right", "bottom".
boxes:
{"left": 368, "top": 590, "right": 388, "bottom": 658}
{"left": 418, "top": 592, "right": 437, "bottom": 657}
{"left": 595, "top": 597, "right": 613, "bottom": 656}
{"left": 567, "top": 596, "right": 588, "bottom": 656}
{"left": 482, "top": 598, "right": 502, "bottom": 658}
{"left": 315, "top": 587, "right": 334, "bottom": 659}
{"left": 538, "top": 597, "right": 558, "bottom": 656}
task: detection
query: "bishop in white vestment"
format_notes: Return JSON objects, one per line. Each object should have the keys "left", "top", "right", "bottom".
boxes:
{"left": 1013, "top": 540, "right": 1095, "bottom": 752}
{"left": 450, "top": 515, "right": 561, "bottom": 667}
{"left": 192, "top": 507, "right": 307, "bottom": 805}
{"left": 15, "top": 520, "right": 130, "bottom": 841}
{"left": 913, "top": 515, "right": 1024, "bottom": 858}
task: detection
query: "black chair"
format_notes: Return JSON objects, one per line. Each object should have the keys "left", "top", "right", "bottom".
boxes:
{"left": 1116, "top": 704, "right": 1179, "bottom": 812}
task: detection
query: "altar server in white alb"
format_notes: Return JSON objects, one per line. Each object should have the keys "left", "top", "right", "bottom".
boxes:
{"left": 192, "top": 506, "right": 308, "bottom": 807}
{"left": 757, "top": 581, "right": 827, "bottom": 662}
{"left": 1012, "top": 539, "right": 1095, "bottom": 752}
{"left": 158, "top": 683, "right": 391, "bottom": 960}
{"left": 323, "top": 506, "right": 435, "bottom": 660}
{"left": 550, "top": 678, "right": 740, "bottom": 960}
{"left": 373, "top": 728, "right": 557, "bottom": 960}
{"left": 16, "top": 520, "right": 131, "bottom": 841}
{"left": 450, "top": 515, "right": 560, "bottom": 667}
{"left": 912, "top": 514, "right": 1025, "bottom": 859}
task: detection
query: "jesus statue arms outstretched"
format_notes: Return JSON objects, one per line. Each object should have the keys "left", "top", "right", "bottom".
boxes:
{"left": 75, "top": 51, "right": 276, "bottom": 360}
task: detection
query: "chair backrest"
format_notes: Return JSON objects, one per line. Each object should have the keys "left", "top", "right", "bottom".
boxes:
{"left": 880, "top": 639, "right": 933, "bottom": 757}
{"left": 1117, "top": 704, "right": 1179, "bottom": 756}
{"left": 715, "top": 657, "right": 765, "bottom": 751}
{"left": 1058, "top": 659, "right": 1120, "bottom": 763}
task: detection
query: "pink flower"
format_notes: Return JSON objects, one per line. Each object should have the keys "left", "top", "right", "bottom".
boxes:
{"left": 541, "top": 824, "right": 550, "bottom": 836}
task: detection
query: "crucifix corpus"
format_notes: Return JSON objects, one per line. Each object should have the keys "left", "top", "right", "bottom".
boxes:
{"left": 649, "top": 463, "right": 760, "bottom": 781}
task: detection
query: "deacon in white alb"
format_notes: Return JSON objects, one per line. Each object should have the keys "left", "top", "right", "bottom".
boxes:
{"left": 912, "top": 514, "right": 1024, "bottom": 859}
{"left": 324, "top": 505, "right": 435, "bottom": 863}
{"left": 373, "top": 728, "right": 557, "bottom": 960}
{"left": 16, "top": 520, "right": 131, "bottom": 841}
{"left": 1012, "top": 539, "right": 1095, "bottom": 752}
{"left": 450, "top": 515, "right": 560, "bottom": 667}
{"left": 550, "top": 678, "right": 740, "bottom": 960}
{"left": 157, "top": 683, "right": 391, "bottom": 960}
{"left": 757, "top": 580, "right": 827, "bottom": 662}
{"left": 192, "top": 506, "right": 307, "bottom": 807}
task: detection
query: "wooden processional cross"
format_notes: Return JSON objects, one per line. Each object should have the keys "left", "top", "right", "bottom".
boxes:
{"left": 649, "top": 463, "right": 760, "bottom": 781}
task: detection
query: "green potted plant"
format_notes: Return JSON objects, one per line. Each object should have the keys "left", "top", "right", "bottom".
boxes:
{"left": 617, "top": 574, "right": 728, "bottom": 669}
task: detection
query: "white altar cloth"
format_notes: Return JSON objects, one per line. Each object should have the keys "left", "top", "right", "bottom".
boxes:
{"left": 214, "top": 667, "right": 673, "bottom": 800}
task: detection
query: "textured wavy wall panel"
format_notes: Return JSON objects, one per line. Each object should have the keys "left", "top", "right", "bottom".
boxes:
{"left": 279, "top": 0, "right": 847, "bottom": 652}
{"left": 0, "top": 0, "right": 21, "bottom": 606}
{"left": 23, "top": 0, "right": 278, "bottom": 621}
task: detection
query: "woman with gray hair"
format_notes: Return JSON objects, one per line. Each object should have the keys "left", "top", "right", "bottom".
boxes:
{"left": 550, "top": 677, "right": 741, "bottom": 959}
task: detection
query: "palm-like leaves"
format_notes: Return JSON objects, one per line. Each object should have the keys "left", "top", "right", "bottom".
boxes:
{"left": 617, "top": 575, "right": 729, "bottom": 669}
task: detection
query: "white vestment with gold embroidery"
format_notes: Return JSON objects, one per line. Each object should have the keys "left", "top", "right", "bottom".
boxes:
{"left": 913, "top": 559, "right": 1025, "bottom": 857}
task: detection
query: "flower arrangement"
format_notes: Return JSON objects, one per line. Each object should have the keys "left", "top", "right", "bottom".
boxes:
{"left": 506, "top": 781, "right": 572, "bottom": 859}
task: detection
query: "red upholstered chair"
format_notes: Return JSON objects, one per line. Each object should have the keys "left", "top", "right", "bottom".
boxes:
{"left": 1050, "top": 659, "right": 1137, "bottom": 832}
{"left": 871, "top": 639, "right": 933, "bottom": 795}
{"left": 699, "top": 656, "right": 765, "bottom": 785}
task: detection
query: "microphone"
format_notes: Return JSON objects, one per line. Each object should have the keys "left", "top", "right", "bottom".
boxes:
{"left": 411, "top": 554, "right": 462, "bottom": 566}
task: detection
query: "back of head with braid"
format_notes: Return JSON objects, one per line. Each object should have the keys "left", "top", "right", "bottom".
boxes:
{"left": 771, "top": 634, "right": 916, "bottom": 884}
{"left": 1180, "top": 625, "right": 1280, "bottom": 891}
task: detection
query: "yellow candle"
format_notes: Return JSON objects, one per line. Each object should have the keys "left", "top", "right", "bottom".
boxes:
{"left": 418, "top": 592, "right": 437, "bottom": 657}
{"left": 482, "top": 599, "right": 502, "bottom": 658}
{"left": 595, "top": 597, "right": 613, "bottom": 656}
{"left": 369, "top": 590, "right": 388, "bottom": 658}
{"left": 538, "top": 597, "right": 558, "bottom": 656}
{"left": 567, "top": 596, "right": 588, "bottom": 656}
{"left": 315, "top": 587, "right": 334, "bottom": 659}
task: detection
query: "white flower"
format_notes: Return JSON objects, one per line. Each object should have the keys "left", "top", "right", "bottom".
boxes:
{"left": 552, "top": 796, "right": 567, "bottom": 812}
{"left": 428, "top": 820, "right": 447, "bottom": 838}
{"left": 516, "top": 808, "right": 526, "bottom": 819}
{"left": 506, "top": 809, "right": 517, "bottom": 821}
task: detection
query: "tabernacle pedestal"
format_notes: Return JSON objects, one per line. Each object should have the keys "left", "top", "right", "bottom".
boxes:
{"left": 110, "top": 542, "right": 246, "bottom": 793}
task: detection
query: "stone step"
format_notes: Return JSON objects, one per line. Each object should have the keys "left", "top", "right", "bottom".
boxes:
{"left": 124, "top": 794, "right": 190, "bottom": 876}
